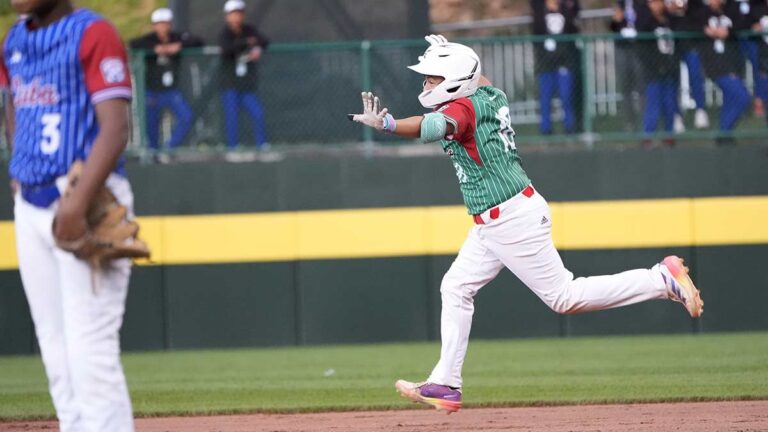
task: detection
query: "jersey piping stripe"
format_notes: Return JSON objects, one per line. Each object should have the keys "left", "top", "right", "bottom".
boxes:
{"left": 1, "top": 195, "right": 766, "bottom": 269}
{"left": 92, "top": 87, "right": 132, "bottom": 104}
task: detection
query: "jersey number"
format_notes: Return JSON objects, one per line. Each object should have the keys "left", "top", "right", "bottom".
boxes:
{"left": 40, "top": 113, "right": 61, "bottom": 155}
{"left": 452, "top": 161, "right": 468, "bottom": 183}
{"left": 495, "top": 106, "right": 516, "bottom": 151}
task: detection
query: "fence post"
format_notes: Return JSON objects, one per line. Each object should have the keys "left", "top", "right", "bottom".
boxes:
{"left": 580, "top": 38, "right": 594, "bottom": 149}
{"left": 360, "top": 40, "right": 374, "bottom": 144}
{"left": 130, "top": 50, "right": 148, "bottom": 158}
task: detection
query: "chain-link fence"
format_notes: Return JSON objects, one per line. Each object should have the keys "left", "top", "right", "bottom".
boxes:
{"left": 131, "top": 32, "right": 768, "bottom": 155}
{"left": 3, "top": 31, "right": 766, "bottom": 160}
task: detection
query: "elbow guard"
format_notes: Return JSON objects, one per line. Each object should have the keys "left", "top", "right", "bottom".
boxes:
{"left": 420, "top": 112, "right": 447, "bottom": 143}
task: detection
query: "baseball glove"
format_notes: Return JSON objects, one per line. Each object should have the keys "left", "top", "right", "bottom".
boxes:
{"left": 54, "top": 161, "right": 151, "bottom": 267}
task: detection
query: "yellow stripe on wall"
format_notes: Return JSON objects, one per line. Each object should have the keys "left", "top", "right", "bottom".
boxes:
{"left": 1, "top": 195, "right": 767, "bottom": 270}
{"left": 554, "top": 199, "right": 694, "bottom": 249}
{"left": 693, "top": 197, "right": 768, "bottom": 246}
{"left": 0, "top": 223, "right": 16, "bottom": 269}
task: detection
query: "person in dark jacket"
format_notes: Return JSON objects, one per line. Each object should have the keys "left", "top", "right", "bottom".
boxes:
{"left": 219, "top": 0, "right": 270, "bottom": 150}
{"left": 700, "top": 0, "right": 751, "bottom": 140}
{"left": 667, "top": 0, "right": 710, "bottom": 130}
{"left": 610, "top": 0, "right": 649, "bottom": 131}
{"left": 724, "top": 0, "right": 768, "bottom": 116}
{"left": 753, "top": 1, "right": 768, "bottom": 123}
{"left": 637, "top": 0, "right": 679, "bottom": 146}
{"left": 130, "top": 8, "right": 203, "bottom": 156}
{"left": 531, "top": 0, "right": 580, "bottom": 135}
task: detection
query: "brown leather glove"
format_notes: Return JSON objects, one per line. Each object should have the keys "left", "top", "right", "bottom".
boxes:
{"left": 53, "top": 161, "right": 151, "bottom": 267}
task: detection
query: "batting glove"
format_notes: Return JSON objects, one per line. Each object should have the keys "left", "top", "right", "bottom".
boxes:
{"left": 348, "top": 92, "right": 396, "bottom": 133}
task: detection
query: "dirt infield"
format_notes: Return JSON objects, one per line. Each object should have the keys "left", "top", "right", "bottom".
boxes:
{"left": 2, "top": 400, "right": 767, "bottom": 432}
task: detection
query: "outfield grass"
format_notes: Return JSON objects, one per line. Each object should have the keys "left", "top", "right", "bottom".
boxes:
{"left": 0, "top": 332, "right": 767, "bottom": 420}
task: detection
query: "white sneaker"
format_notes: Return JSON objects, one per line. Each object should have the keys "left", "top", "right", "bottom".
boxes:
{"left": 694, "top": 109, "right": 710, "bottom": 129}
{"left": 656, "top": 255, "right": 704, "bottom": 318}
{"left": 224, "top": 151, "right": 256, "bottom": 163}
{"left": 673, "top": 114, "right": 686, "bottom": 134}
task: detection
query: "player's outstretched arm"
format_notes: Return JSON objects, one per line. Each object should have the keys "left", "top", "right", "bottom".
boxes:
{"left": 1, "top": 44, "right": 17, "bottom": 194}
{"left": 2, "top": 90, "right": 17, "bottom": 196}
{"left": 348, "top": 91, "right": 453, "bottom": 140}
{"left": 53, "top": 99, "right": 130, "bottom": 244}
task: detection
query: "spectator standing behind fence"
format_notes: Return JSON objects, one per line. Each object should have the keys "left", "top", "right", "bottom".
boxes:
{"left": 611, "top": 0, "right": 649, "bottom": 132}
{"left": 219, "top": 0, "right": 270, "bottom": 152}
{"left": 699, "top": 0, "right": 751, "bottom": 144}
{"left": 531, "top": 0, "right": 580, "bottom": 135}
{"left": 130, "top": 8, "right": 203, "bottom": 163}
{"left": 667, "top": 0, "right": 711, "bottom": 130}
{"left": 725, "top": 0, "right": 768, "bottom": 117}
{"left": 637, "top": 0, "right": 679, "bottom": 147}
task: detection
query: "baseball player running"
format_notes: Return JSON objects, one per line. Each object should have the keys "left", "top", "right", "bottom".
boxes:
{"left": 349, "top": 34, "right": 704, "bottom": 414}
{"left": 1, "top": 0, "right": 136, "bottom": 430}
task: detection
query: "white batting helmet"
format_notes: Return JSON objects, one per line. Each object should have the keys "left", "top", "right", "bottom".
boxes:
{"left": 407, "top": 35, "right": 482, "bottom": 109}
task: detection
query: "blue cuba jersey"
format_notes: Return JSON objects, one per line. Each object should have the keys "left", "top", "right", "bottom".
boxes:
{"left": 1, "top": 9, "right": 132, "bottom": 186}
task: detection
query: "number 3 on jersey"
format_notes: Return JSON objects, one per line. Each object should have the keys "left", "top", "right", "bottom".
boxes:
{"left": 495, "top": 106, "right": 516, "bottom": 151}
{"left": 40, "top": 113, "right": 61, "bottom": 155}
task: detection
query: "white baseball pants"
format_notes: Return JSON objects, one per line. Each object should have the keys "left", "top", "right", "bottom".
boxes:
{"left": 428, "top": 187, "right": 669, "bottom": 389}
{"left": 14, "top": 174, "right": 135, "bottom": 432}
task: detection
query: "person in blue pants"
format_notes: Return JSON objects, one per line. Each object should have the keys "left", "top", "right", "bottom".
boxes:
{"left": 638, "top": 0, "right": 679, "bottom": 146}
{"left": 682, "top": 51, "right": 710, "bottom": 128}
{"left": 668, "top": 0, "right": 710, "bottom": 129}
{"left": 700, "top": 0, "right": 751, "bottom": 142}
{"left": 755, "top": 2, "right": 768, "bottom": 123}
{"left": 218, "top": 0, "right": 270, "bottom": 150}
{"left": 530, "top": 0, "right": 580, "bottom": 135}
{"left": 725, "top": 0, "right": 768, "bottom": 116}
{"left": 538, "top": 68, "right": 576, "bottom": 135}
{"left": 145, "top": 88, "right": 194, "bottom": 151}
{"left": 221, "top": 88, "right": 267, "bottom": 149}
{"left": 130, "top": 8, "right": 203, "bottom": 155}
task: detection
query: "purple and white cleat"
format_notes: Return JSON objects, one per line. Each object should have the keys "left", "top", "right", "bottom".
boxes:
{"left": 395, "top": 380, "right": 462, "bottom": 413}
{"left": 658, "top": 255, "right": 704, "bottom": 318}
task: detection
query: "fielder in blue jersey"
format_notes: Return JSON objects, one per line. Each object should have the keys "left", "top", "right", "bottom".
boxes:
{"left": 1, "top": 1, "right": 136, "bottom": 430}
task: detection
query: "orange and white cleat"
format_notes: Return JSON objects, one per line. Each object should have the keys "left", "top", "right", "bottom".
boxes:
{"left": 395, "top": 380, "right": 462, "bottom": 414}
{"left": 659, "top": 255, "right": 704, "bottom": 318}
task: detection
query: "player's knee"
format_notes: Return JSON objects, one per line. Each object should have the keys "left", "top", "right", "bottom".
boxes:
{"left": 549, "top": 300, "right": 578, "bottom": 315}
{"left": 440, "top": 272, "right": 460, "bottom": 297}
{"left": 440, "top": 271, "right": 475, "bottom": 304}
{"left": 547, "top": 291, "right": 579, "bottom": 315}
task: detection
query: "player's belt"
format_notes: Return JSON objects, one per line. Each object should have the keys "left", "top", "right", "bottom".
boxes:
{"left": 472, "top": 184, "right": 535, "bottom": 225}
{"left": 21, "top": 183, "right": 61, "bottom": 208}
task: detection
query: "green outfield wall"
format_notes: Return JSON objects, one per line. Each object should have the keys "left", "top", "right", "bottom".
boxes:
{"left": 1, "top": 145, "right": 767, "bottom": 354}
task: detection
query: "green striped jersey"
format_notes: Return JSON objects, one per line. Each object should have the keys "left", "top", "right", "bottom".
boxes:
{"left": 437, "top": 86, "right": 531, "bottom": 215}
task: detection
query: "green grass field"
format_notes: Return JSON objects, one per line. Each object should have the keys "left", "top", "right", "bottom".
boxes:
{"left": 1, "top": 332, "right": 767, "bottom": 421}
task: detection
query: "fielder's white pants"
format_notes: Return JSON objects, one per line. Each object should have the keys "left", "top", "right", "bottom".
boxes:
{"left": 427, "top": 187, "right": 668, "bottom": 389}
{"left": 14, "top": 174, "right": 135, "bottom": 432}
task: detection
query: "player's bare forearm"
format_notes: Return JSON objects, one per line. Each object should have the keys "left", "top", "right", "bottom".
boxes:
{"left": 3, "top": 90, "right": 14, "bottom": 152}
{"left": 67, "top": 99, "right": 130, "bottom": 211}
{"left": 391, "top": 116, "right": 423, "bottom": 139}
{"left": 3, "top": 91, "right": 17, "bottom": 195}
